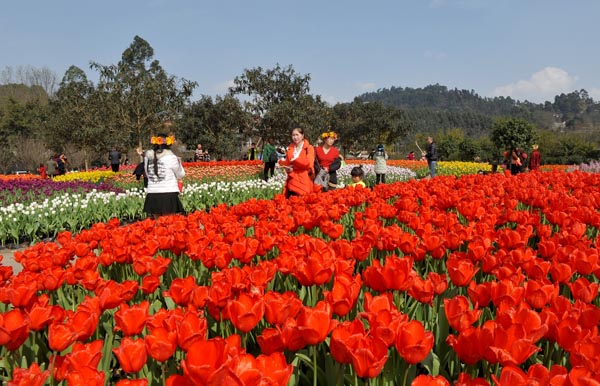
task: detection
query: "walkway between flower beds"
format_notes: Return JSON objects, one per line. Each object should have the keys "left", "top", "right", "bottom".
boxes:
{"left": 0, "top": 246, "right": 25, "bottom": 274}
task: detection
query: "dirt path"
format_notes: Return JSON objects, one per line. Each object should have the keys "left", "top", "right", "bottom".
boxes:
{"left": 0, "top": 246, "right": 25, "bottom": 274}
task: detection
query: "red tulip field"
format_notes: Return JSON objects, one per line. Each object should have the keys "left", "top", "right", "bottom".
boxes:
{"left": 1, "top": 171, "right": 600, "bottom": 385}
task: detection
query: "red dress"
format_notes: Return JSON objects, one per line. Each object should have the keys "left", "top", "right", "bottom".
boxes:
{"left": 315, "top": 146, "right": 339, "bottom": 170}
{"left": 529, "top": 150, "right": 541, "bottom": 171}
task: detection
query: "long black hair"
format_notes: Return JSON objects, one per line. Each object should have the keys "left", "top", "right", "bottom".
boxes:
{"left": 152, "top": 133, "right": 171, "bottom": 177}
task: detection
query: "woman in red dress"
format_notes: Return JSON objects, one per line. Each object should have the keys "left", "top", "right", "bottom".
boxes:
{"left": 315, "top": 131, "right": 341, "bottom": 190}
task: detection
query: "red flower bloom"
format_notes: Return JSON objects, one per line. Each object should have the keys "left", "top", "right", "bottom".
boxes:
{"left": 569, "top": 277, "right": 599, "bottom": 304}
{"left": 180, "top": 338, "right": 229, "bottom": 385}
{"left": 330, "top": 319, "right": 366, "bottom": 364}
{"left": 446, "top": 253, "right": 479, "bottom": 287}
{"left": 411, "top": 374, "right": 451, "bottom": 386}
{"left": 113, "top": 337, "right": 148, "bottom": 373}
{"left": 444, "top": 296, "right": 482, "bottom": 332}
{"left": 227, "top": 292, "right": 264, "bottom": 333}
{"left": 64, "top": 366, "right": 106, "bottom": 386}
{"left": 145, "top": 327, "right": 177, "bottom": 362}
{"left": 8, "top": 363, "right": 49, "bottom": 386}
{"left": 264, "top": 291, "right": 302, "bottom": 325}
{"left": 176, "top": 308, "right": 208, "bottom": 352}
{"left": 295, "top": 301, "right": 335, "bottom": 346}
{"left": 324, "top": 273, "right": 362, "bottom": 317}
{"left": 164, "top": 276, "right": 197, "bottom": 306}
{"left": 395, "top": 320, "right": 434, "bottom": 364}
{"left": 256, "top": 352, "right": 293, "bottom": 386}
{"left": 48, "top": 322, "right": 76, "bottom": 352}
{"left": 116, "top": 380, "right": 149, "bottom": 386}
{"left": 115, "top": 301, "right": 149, "bottom": 336}
{"left": 348, "top": 334, "right": 389, "bottom": 379}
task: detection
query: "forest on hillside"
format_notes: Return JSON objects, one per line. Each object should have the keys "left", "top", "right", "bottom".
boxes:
{"left": 358, "top": 84, "right": 600, "bottom": 134}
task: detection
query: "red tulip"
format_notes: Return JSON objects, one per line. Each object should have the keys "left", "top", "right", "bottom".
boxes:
{"left": 569, "top": 277, "right": 599, "bottom": 304}
{"left": 145, "top": 327, "right": 177, "bottom": 362}
{"left": 115, "top": 301, "right": 149, "bottom": 336}
{"left": 330, "top": 319, "right": 366, "bottom": 364}
{"left": 116, "top": 380, "right": 149, "bottom": 386}
{"left": 176, "top": 308, "right": 208, "bottom": 352}
{"left": 324, "top": 273, "right": 362, "bottom": 317}
{"left": 295, "top": 301, "right": 335, "bottom": 346}
{"left": 180, "top": 338, "right": 229, "bottom": 385}
{"left": 411, "top": 374, "right": 451, "bottom": 386}
{"left": 264, "top": 291, "right": 302, "bottom": 325}
{"left": 348, "top": 334, "right": 389, "bottom": 379}
{"left": 256, "top": 352, "right": 293, "bottom": 386}
{"left": 64, "top": 366, "right": 106, "bottom": 386}
{"left": 446, "top": 253, "right": 479, "bottom": 287}
{"left": 48, "top": 322, "right": 76, "bottom": 352}
{"left": 444, "top": 296, "right": 482, "bottom": 332}
{"left": 227, "top": 291, "right": 264, "bottom": 333}
{"left": 8, "top": 363, "right": 49, "bottom": 386}
{"left": 164, "top": 276, "right": 197, "bottom": 306}
{"left": 395, "top": 320, "right": 434, "bottom": 364}
{"left": 113, "top": 337, "right": 147, "bottom": 373}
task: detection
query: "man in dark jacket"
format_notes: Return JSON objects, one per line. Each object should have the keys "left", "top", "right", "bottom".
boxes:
{"left": 425, "top": 136, "right": 437, "bottom": 177}
{"left": 109, "top": 148, "right": 122, "bottom": 172}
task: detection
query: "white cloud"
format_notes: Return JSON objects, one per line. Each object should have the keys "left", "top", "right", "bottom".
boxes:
{"left": 356, "top": 82, "right": 377, "bottom": 92}
{"left": 588, "top": 88, "right": 600, "bottom": 102}
{"left": 492, "top": 67, "right": 578, "bottom": 102}
{"left": 213, "top": 79, "right": 236, "bottom": 95}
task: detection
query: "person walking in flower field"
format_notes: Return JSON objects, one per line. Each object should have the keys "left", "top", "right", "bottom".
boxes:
{"left": 370, "top": 144, "right": 388, "bottom": 184}
{"left": 143, "top": 132, "right": 185, "bottom": 218}
{"left": 262, "top": 137, "right": 277, "bottom": 181}
{"left": 529, "top": 144, "right": 542, "bottom": 171}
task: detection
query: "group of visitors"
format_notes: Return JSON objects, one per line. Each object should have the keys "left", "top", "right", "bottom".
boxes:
{"left": 39, "top": 153, "right": 67, "bottom": 179}
{"left": 193, "top": 144, "right": 210, "bottom": 162}
{"left": 504, "top": 144, "right": 542, "bottom": 175}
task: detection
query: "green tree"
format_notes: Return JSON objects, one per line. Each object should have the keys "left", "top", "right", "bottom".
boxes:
{"left": 229, "top": 64, "right": 314, "bottom": 142}
{"left": 178, "top": 95, "right": 251, "bottom": 161}
{"left": 48, "top": 65, "right": 108, "bottom": 170}
{"left": 90, "top": 36, "right": 197, "bottom": 148}
{"left": 491, "top": 118, "right": 537, "bottom": 169}
{"left": 333, "top": 99, "right": 411, "bottom": 156}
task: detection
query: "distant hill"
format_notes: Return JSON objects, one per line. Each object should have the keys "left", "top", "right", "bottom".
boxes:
{"left": 357, "top": 84, "right": 600, "bottom": 134}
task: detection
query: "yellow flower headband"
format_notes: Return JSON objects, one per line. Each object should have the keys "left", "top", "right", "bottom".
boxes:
{"left": 321, "top": 131, "right": 337, "bottom": 140}
{"left": 151, "top": 136, "right": 175, "bottom": 146}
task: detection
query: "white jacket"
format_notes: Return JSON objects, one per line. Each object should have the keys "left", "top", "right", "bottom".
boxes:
{"left": 144, "top": 149, "right": 185, "bottom": 193}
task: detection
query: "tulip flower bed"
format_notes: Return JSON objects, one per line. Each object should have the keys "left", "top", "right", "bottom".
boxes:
{"left": 2, "top": 171, "right": 600, "bottom": 385}
{"left": 0, "top": 163, "right": 416, "bottom": 246}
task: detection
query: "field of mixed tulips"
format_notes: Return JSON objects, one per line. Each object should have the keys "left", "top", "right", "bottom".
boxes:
{"left": 1, "top": 160, "right": 600, "bottom": 386}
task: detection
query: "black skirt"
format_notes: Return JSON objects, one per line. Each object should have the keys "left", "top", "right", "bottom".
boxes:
{"left": 144, "top": 192, "right": 185, "bottom": 215}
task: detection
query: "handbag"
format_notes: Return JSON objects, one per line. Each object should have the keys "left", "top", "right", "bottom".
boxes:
{"left": 314, "top": 168, "right": 330, "bottom": 190}
{"left": 268, "top": 149, "right": 278, "bottom": 163}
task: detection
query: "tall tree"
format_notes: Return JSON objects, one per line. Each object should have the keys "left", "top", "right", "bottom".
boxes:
{"left": 491, "top": 117, "right": 537, "bottom": 169}
{"left": 49, "top": 65, "right": 107, "bottom": 170}
{"left": 332, "top": 99, "right": 411, "bottom": 155}
{"left": 229, "top": 64, "right": 313, "bottom": 141}
{"left": 178, "top": 95, "right": 251, "bottom": 161}
{"left": 90, "top": 36, "right": 197, "bottom": 148}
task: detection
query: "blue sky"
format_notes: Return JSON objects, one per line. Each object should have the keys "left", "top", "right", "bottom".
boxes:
{"left": 2, "top": 0, "right": 599, "bottom": 104}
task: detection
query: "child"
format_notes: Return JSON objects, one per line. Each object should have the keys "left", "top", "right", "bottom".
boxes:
{"left": 372, "top": 144, "right": 388, "bottom": 184}
{"left": 38, "top": 163, "right": 47, "bottom": 179}
{"left": 349, "top": 165, "right": 366, "bottom": 188}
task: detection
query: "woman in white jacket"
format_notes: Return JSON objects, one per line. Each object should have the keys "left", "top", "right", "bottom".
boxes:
{"left": 143, "top": 133, "right": 185, "bottom": 218}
